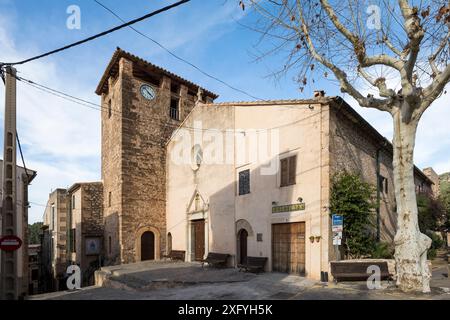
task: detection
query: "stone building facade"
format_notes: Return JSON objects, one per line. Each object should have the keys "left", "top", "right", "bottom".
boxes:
{"left": 166, "top": 95, "right": 434, "bottom": 280}
{"left": 96, "top": 48, "right": 217, "bottom": 265}
{"left": 67, "top": 182, "right": 103, "bottom": 286}
{"left": 329, "top": 100, "right": 433, "bottom": 242}
{"left": 423, "top": 167, "right": 440, "bottom": 197}
{"left": 42, "top": 188, "right": 68, "bottom": 291}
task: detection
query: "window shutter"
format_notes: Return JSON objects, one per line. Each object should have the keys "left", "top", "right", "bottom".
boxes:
{"left": 288, "top": 156, "right": 297, "bottom": 185}
{"left": 280, "top": 158, "right": 288, "bottom": 187}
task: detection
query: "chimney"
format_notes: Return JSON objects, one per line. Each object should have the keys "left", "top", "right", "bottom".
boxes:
{"left": 314, "top": 90, "right": 325, "bottom": 99}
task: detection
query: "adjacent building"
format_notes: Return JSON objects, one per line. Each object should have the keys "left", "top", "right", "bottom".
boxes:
{"left": 27, "top": 244, "right": 40, "bottom": 295}
{"left": 0, "top": 161, "right": 36, "bottom": 299}
{"left": 166, "top": 94, "right": 434, "bottom": 280}
{"left": 42, "top": 188, "right": 69, "bottom": 290}
{"left": 67, "top": 182, "right": 103, "bottom": 286}
{"left": 41, "top": 182, "right": 103, "bottom": 290}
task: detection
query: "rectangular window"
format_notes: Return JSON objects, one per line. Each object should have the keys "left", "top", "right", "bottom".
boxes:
{"left": 108, "top": 100, "right": 112, "bottom": 118}
{"left": 51, "top": 204, "right": 55, "bottom": 230}
{"left": 71, "top": 228, "right": 76, "bottom": 253}
{"left": 170, "top": 97, "right": 180, "bottom": 120}
{"left": 379, "top": 176, "right": 388, "bottom": 194}
{"left": 108, "top": 192, "right": 112, "bottom": 207}
{"left": 31, "top": 269, "right": 39, "bottom": 281}
{"left": 280, "top": 155, "right": 297, "bottom": 187}
{"left": 238, "top": 169, "right": 250, "bottom": 195}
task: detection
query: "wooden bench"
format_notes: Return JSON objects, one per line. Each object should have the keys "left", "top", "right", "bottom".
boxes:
{"left": 238, "top": 257, "right": 267, "bottom": 273}
{"left": 163, "top": 250, "right": 186, "bottom": 261}
{"left": 201, "top": 252, "right": 230, "bottom": 268}
{"left": 330, "top": 261, "right": 393, "bottom": 283}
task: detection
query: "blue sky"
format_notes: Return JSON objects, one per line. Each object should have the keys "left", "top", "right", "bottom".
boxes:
{"left": 0, "top": 0, "right": 449, "bottom": 223}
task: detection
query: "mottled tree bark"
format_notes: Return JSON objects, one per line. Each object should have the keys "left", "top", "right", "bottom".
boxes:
{"left": 392, "top": 107, "right": 432, "bottom": 293}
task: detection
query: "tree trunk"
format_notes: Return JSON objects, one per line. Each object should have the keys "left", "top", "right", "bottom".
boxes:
{"left": 392, "top": 109, "right": 432, "bottom": 293}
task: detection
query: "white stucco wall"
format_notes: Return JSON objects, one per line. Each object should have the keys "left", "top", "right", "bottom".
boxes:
{"left": 167, "top": 101, "right": 331, "bottom": 279}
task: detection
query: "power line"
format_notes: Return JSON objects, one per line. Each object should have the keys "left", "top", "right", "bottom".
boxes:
{"left": 16, "top": 132, "right": 32, "bottom": 183}
{"left": 0, "top": 0, "right": 190, "bottom": 67}
{"left": 93, "top": 0, "right": 264, "bottom": 101}
{"left": 16, "top": 74, "right": 317, "bottom": 135}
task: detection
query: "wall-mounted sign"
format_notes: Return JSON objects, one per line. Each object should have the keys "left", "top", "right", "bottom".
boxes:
{"left": 332, "top": 215, "right": 343, "bottom": 231}
{"left": 272, "top": 203, "right": 305, "bottom": 214}
{"left": 85, "top": 237, "right": 101, "bottom": 255}
{"left": 332, "top": 231, "right": 342, "bottom": 245}
{"left": 0, "top": 235, "right": 22, "bottom": 251}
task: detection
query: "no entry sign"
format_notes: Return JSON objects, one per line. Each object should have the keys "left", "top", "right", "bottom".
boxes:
{"left": 0, "top": 235, "right": 23, "bottom": 251}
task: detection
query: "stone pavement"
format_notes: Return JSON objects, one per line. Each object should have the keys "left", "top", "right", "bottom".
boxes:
{"left": 29, "top": 260, "right": 450, "bottom": 300}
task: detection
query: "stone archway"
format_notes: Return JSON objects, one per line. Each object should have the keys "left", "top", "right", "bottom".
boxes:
{"left": 237, "top": 229, "right": 248, "bottom": 264}
{"left": 135, "top": 226, "right": 161, "bottom": 261}
{"left": 141, "top": 231, "right": 155, "bottom": 261}
{"left": 235, "top": 219, "right": 254, "bottom": 266}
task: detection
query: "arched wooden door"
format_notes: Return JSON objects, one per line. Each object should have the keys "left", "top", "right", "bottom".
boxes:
{"left": 141, "top": 231, "right": 155, "bottom": 261}
{"left": 238, "top": 229, "right": 248, "bottom": 264}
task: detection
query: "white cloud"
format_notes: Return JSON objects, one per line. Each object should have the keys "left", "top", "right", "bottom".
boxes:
{"left": 0, "top": 14, "right": 101, "bottom": 223}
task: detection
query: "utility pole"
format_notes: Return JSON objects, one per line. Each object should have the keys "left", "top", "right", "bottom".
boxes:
{"left": 1, "top": 66, "right": 18, "bottom": 300}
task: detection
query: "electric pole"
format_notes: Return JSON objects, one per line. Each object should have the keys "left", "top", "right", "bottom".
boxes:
{"left": 1, "top": 66, "right": 18, "bottom": 300}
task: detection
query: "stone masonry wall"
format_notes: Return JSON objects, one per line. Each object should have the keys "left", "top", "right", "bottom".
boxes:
{"left": 102, "top": 69, "right": 123, "bottom": 265}
{"left": 329, "top": 105, "right": 398, "bottom": 242}
{"left": 81, "top": 183, "right": 104, "bottom": 236}
{"left": 328, "top": 103, "right": 432, "bottom": 243}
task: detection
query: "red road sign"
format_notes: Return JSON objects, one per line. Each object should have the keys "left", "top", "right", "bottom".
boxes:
{"left": 0, "top": 235, "right": 23, "bottom": 251}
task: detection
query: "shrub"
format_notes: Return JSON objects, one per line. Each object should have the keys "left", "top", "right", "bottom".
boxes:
{"left": 371, "top": 242, "right": 394, "bottom": 259}
{"left": 330, "top": 172, "right": 376, "bottom": 259}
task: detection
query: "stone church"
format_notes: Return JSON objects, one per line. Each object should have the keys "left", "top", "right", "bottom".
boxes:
{"left": 94, "top": 48, "right": 435, "bottom": 279}
{"left": 95, "top": 48, "right": 217, "bottom": 265}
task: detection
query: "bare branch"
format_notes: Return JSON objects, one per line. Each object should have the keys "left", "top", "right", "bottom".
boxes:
{"left": 297, "top": 3, "right": 391, "bottom": 112}
{"left": 429, "top": 31, "right": 450, "bottom": 76}
{"left": 418, "top": 63, "right": 450, "bottom": 118}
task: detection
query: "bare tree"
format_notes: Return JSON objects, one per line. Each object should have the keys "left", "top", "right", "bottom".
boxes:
{"left": 242, "top": 0, "right": 450, "bottom": 292}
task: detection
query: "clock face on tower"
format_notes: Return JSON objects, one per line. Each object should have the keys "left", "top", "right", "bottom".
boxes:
{"left": 140, "top": 84, "right": 156, "bottom": 100}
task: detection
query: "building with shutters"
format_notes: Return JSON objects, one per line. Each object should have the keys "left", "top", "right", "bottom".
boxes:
{"left": 165, "top": 93, "right": 434, "bottom": 280}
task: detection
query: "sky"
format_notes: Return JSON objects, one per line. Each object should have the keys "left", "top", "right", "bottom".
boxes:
{"left": 0, "top": 0, "right": 449, "bottom": 224}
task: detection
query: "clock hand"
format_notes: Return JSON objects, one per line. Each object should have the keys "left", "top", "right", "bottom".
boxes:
{"left": 145, "top": 88, "right": 153, "bottom": 97}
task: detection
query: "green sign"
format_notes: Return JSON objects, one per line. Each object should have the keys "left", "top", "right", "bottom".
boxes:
{"left": 272, "top": 203, "right": 305, "bottom": 213}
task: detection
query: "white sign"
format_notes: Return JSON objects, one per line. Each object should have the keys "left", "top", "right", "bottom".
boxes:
{"left": 332, "top": 231, "right": 342, "bottom": 246}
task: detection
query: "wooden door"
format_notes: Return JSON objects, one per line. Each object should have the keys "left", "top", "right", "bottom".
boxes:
{"left": 193, "top": 220, "right": 205, "bottom": 261}
{"left": 141, "top": 231, "right": 155, "bottom": 261}
{"left": 272, "top": 222, "right": 305, "bottom": 275}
